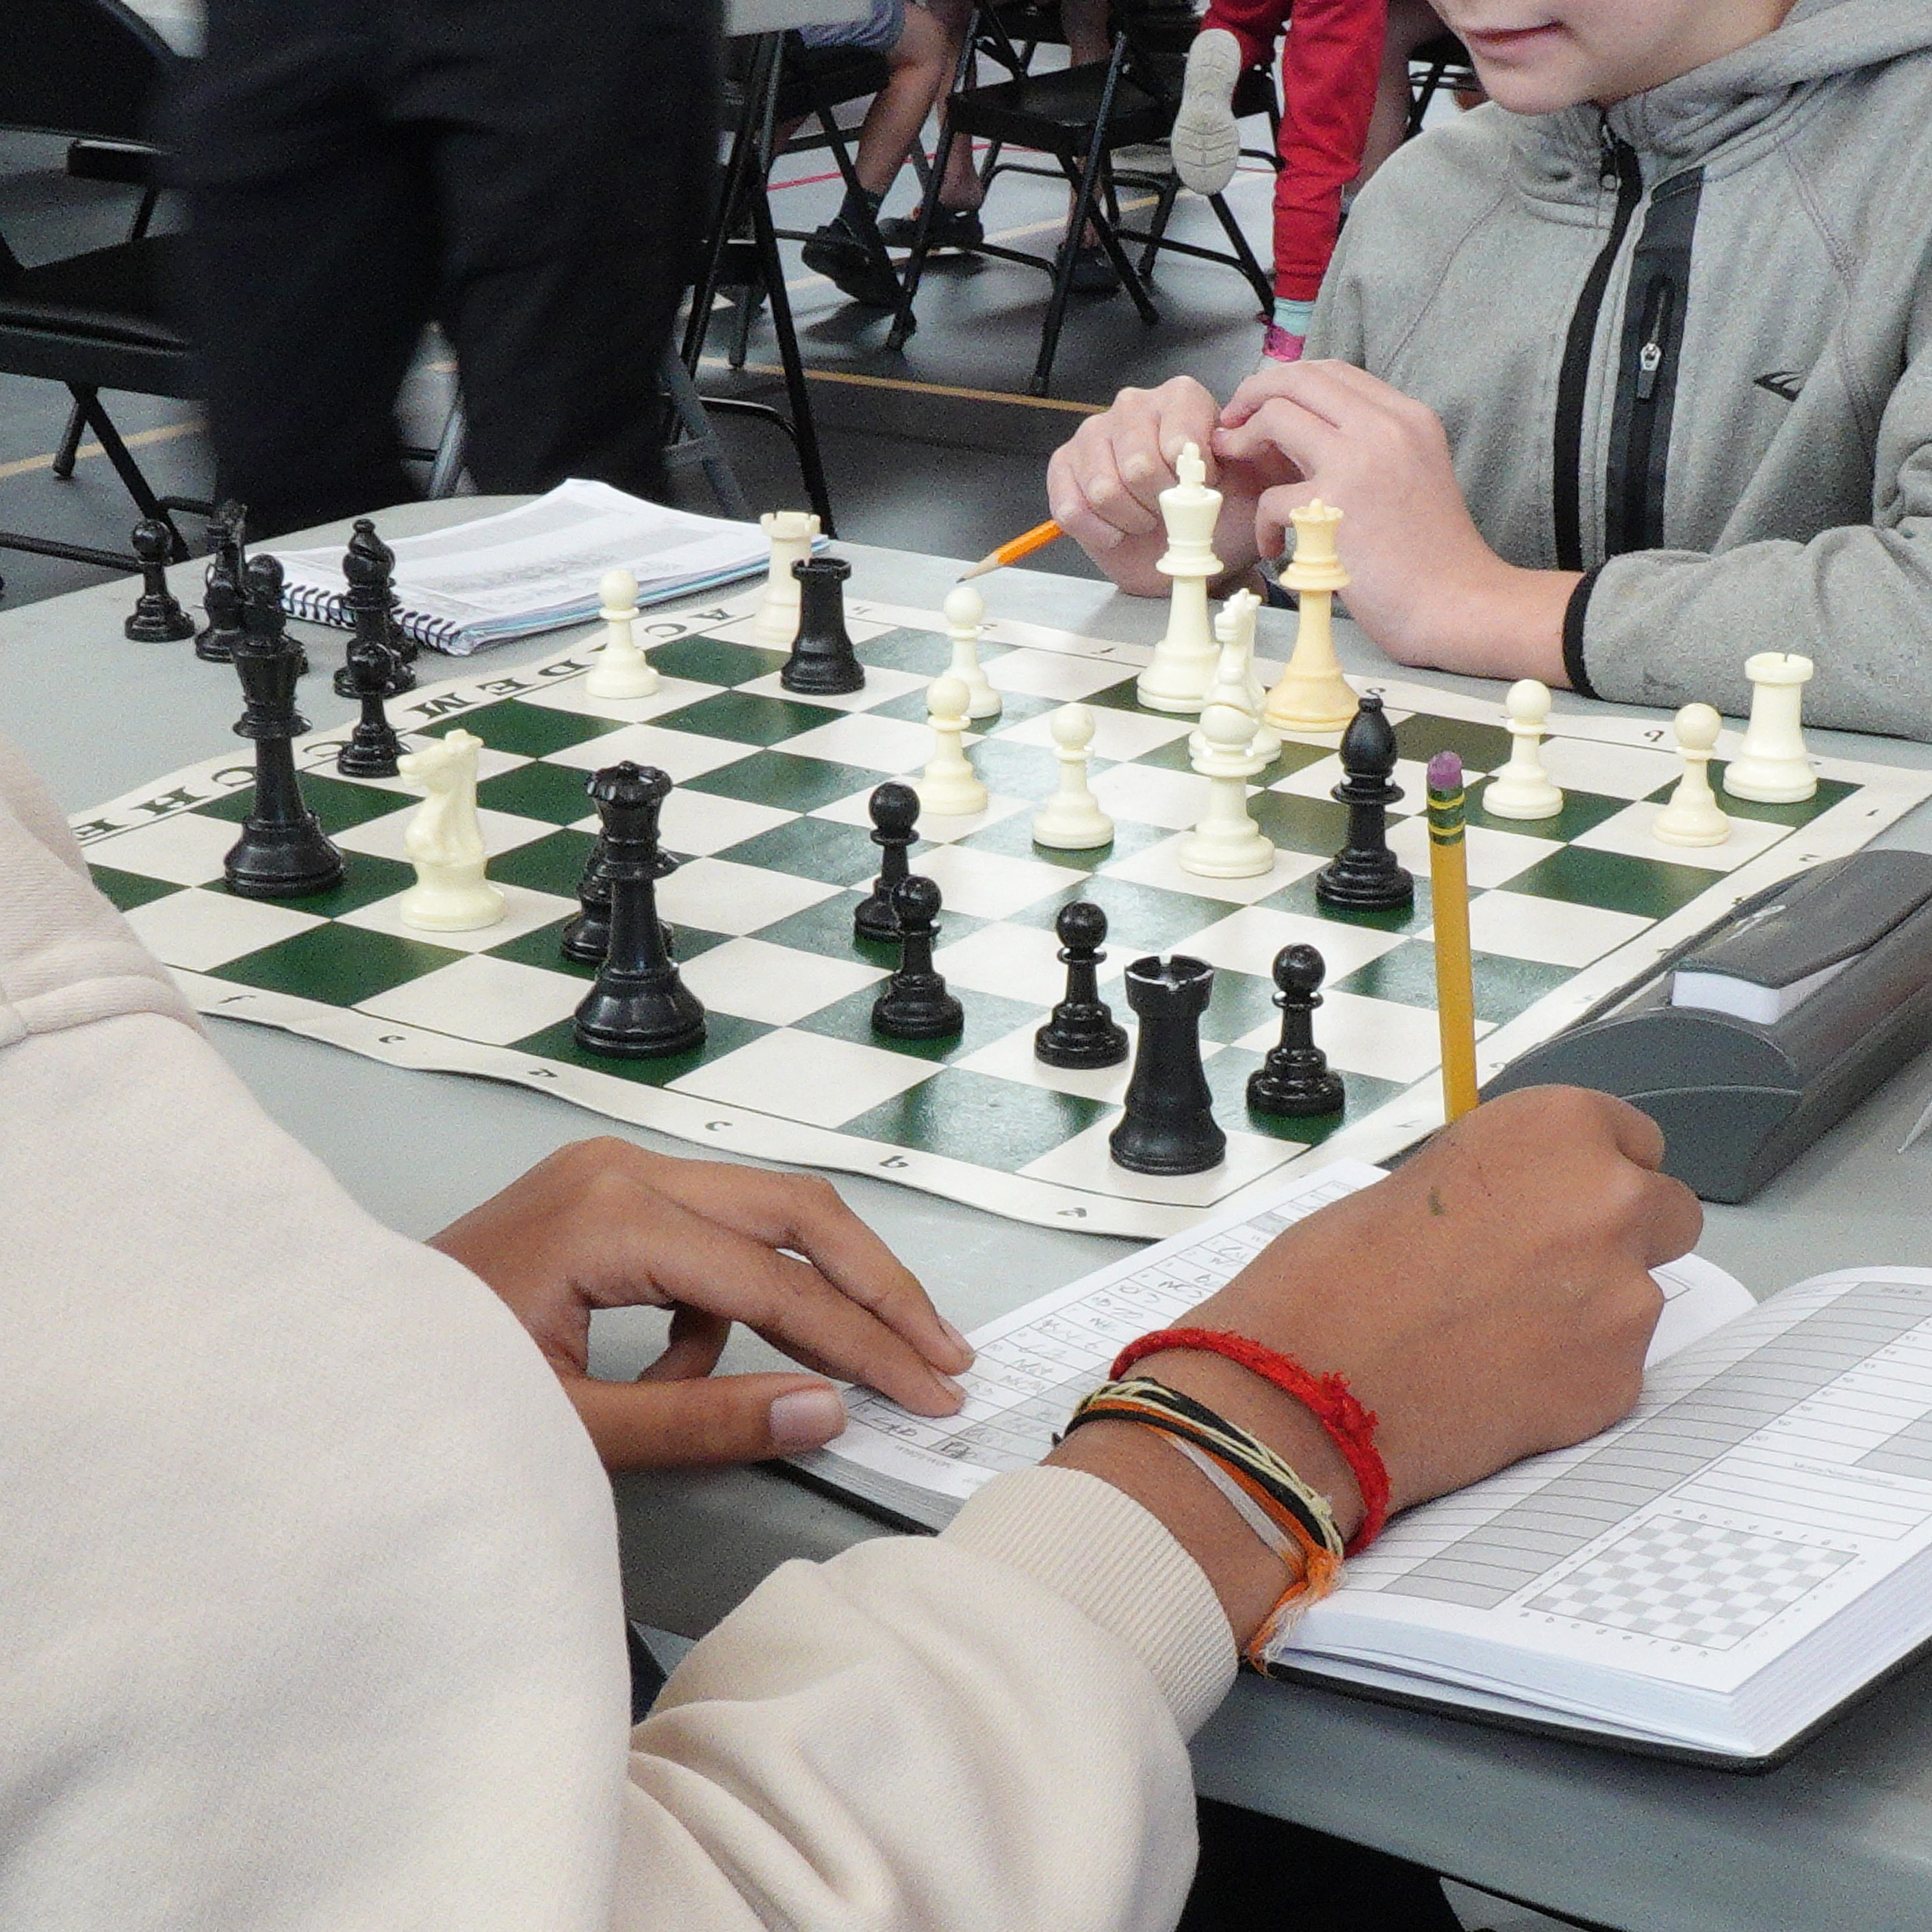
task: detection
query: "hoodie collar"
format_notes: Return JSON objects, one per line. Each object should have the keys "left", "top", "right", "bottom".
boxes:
{"left": 1510, "top": 0, "right": 1932, "bottom": 180}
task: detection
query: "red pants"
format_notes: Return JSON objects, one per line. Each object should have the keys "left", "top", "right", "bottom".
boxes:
{"left": 1202, "top": 0, "right": 1387, "bottom": 304}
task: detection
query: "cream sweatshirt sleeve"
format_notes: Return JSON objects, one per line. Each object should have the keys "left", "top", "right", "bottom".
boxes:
{"left": 0, "top": 734, "right": 1237, "bottom": 1932}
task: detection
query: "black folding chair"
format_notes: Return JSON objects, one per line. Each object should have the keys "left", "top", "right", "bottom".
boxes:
{"left": 1406, "top": 31, "right": 1480, "bottom": 136}
{"left": 680, "top": 31, "right": 847, "bottom": 531}
{"left": 0, "top": 0, "right": 208, "bottom": 574}
{"left": 887, "top": 0, "right": 1272, "bottom": 396}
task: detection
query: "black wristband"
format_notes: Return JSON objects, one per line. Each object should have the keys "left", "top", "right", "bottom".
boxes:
{"left": 1562, "top": 566, "right": 1604, "bottom": 699}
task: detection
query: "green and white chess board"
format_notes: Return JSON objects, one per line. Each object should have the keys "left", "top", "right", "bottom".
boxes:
{"left": 73, "top": 588, "right": 1932, "bottom": 1238}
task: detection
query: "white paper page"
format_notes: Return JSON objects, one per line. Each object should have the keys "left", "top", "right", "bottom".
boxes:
{"left": 813, "top": 1168, "right": 1749, "bottom": 1510}
{"left": 1283, "top": 1270, "right": 1932, "bottom": 1707}
{"left": 276, "top": 480, "right": 766, "bottom": 625}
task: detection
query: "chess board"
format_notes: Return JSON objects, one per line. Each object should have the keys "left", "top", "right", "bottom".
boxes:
{"left": 73, "top": 587, "right": 1932, "bottom": 1239}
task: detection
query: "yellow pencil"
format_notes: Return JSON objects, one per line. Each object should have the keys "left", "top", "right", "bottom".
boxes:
{"left": 957, "top": 518, "right": 1065, "bottom": 581}
{"left": 1426, "top": 751, "right": 1481, "bottom": 1122}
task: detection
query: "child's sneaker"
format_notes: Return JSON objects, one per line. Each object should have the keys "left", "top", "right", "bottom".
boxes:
{"left": 801, "top": 219, "right": 903, "bottom": 308}
{"left": 1172, "top": 27, "right": 1244, "bottom": 196}
{"left": 877, "top": 207, "right": 985, "bottom": 250}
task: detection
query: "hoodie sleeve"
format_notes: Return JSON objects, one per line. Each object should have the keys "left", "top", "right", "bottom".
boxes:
{"left": 616, "top": 1467, "right": 1236, "bottom": 1932}
{"left": 1569, "top": 326, "right": 1932, "bottom": 735}
{"left": 0, "top": 733, "right": 1241, "bottom": 1932}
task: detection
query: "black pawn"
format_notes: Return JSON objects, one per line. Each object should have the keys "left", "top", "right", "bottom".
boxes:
{"left": 1108, "top": 955, "right": 1225, "bottom": 1176}
{"left": 335, "top": 630, "right": 403, "bottom": 777}
{"left": 198, "top": 557, "right": 247, "bottom": 667}
{"left": 872, "top": 875, "right": 963, "bottom": 1039}
{"left": 335, "top": 521, "right": 415, "bottom": 698}
{"left": 561, "top": 834, "right": 614, "bottom": 964}
{"left": 1035, "top": 901, "right": 1128, "bottom": 1068}
{"left": 573, "top": 764, "right": 706, "bottom": 1057}
{"left": 222, "top": 555, "right": 345, "bottom": 899}
{"left": 1246, "top": 944, "right": 1345, "bottom": 1117}
{"left": 782, "top": 554, "right": 865, "bottom": 695}
{"left": 853, "top": 781, "right": 920, "bottom": 942}
{"left": 196, "top": 502, "right": 248, "bottom": 663}
{"left": 1315, "top": 693, "right": 1414, "bottom": 912}
{"left": 125, "top": 519, "right": 194, "bottom": 642}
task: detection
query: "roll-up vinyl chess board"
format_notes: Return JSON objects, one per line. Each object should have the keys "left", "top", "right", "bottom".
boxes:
{"left": 73, "top": 587, "right": 1932, "bottom": 1238}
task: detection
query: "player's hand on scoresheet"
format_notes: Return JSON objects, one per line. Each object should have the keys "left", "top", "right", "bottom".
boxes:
{"left": 429, "top": 1137, "right": 973, "bottom": 1472}
{"left": 1050, "top": 1090, "right": 1699, "bottom": 1643}
{"left": 1189, "top": 1086, "right": 1701, "bottom": 1517}
{"left": 1048, "top": 377, "right": 1276, "bottom": 596}
{"left": 1213, "top": 360, "right": 1582, "bottom": 683}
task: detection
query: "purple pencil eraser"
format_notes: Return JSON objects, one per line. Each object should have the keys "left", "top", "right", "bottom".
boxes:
{"left": 1427, "top": 750, "right": 1463, "bottom": 793}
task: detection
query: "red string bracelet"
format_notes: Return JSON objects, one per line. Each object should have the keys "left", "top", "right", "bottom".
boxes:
{"left": 1111, "top": 1328, "right": 1389, "bottom": 1554}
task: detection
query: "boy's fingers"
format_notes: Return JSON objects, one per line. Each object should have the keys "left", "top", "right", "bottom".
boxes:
{"left": 1254, "top": 480, "right": 1321, "bottom": 556}
{"left": 568, "top": 1371, "right": 848, "bottom": 1472}
{"left": 1079, "top": 437, "right": 1162, "bottom": 537}
{"left": 1048, "top": 446, "right": 1126, "bottom": 552}
{"left": 1215, "top": 395, "right": 1341, "bottom": 471}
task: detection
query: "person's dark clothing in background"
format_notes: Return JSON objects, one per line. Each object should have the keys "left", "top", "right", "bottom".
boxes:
{"left": 169, "top": 0, "right": 721, "bottom": 537}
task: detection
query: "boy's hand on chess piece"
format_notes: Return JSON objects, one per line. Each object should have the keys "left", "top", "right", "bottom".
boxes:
{"left": 1051, "top": 1088, "right": 1699, "bottom": 1644}
{"left": 1213, "top": 361, "right": 1581, "bottom": 682}
{"left": 1048, "top": 377, "right": 1276, "bottom": 596}
{"left": 430, "top": 1138, "right": 973, "bottom": 1472}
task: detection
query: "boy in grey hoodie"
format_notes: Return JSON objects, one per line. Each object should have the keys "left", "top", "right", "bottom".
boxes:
{"left": 1048, "top": 0, "right": 1932, "bottom": 739}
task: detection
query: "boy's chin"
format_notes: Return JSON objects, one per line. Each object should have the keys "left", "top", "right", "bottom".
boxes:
{"left": 1469, "top": 62, "right": 1601, "bottom": 115}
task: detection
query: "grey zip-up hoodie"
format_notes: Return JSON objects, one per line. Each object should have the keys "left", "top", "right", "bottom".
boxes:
{"left": 1309, "top": 0, "right": 1932, "bottom": 740}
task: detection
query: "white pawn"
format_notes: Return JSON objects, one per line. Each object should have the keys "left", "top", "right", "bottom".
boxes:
{"left": 584, "top": 569, "right": 658, "bottom": 698}
{"left": 942, "top": 583, "right": 1001, "bottom": 720}
{"left": 1189, "top": 591, "right": 1280, "bottom": 767}
{"left": 1483, "top": 679, "right": 1564, "bottom": 820}
{"left": 1032, "top": 704, "right": 1114, "bottom": 849}
{"left": 395, "top": 729, "right": 506, "bottom": 931}
{"left": 1724, "top": 652, "right": 1816, "bottom": 803}
{"left": 755, "top": 510, "right": 819, "bottom": 647}
{"left": 915, "top": 674, "right": 988, "bottom": 818}
{"left": 1181, "top": 701, "right": 1275, "bottom": 879}
{"left": 1653, "top": 704, "right": 1731, "bottom": 847}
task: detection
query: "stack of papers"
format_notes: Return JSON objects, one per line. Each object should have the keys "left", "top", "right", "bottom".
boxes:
{"left": 276, "top": 479, "right": 783, "bottom": 656}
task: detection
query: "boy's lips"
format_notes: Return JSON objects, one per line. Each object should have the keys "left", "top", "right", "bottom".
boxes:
{"left": 1460, "top": 22, "right": 1565, "bottom": 56}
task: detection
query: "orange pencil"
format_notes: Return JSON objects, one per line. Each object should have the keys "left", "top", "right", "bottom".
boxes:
{"left": 957, "top": 519, "right": 1065, "bottom": 581}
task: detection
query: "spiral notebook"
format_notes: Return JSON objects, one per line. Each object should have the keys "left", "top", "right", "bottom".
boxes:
{"left": 275, "top": 480, "right": 779, "bottom": 656}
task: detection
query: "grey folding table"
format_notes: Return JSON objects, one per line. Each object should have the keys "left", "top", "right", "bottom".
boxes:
{"left": 8, "top": 502, "right": 1932, "bottom": 1931}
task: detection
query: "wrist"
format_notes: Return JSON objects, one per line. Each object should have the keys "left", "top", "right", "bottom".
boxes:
{"left": 1433, "top": 561, "right": 1580, "bottom": 682}
{"left": 1046, "top": 1417, "right": 1291, "bottom": 1645}
{"left": 1128, "top": 1350, "right": 1364, "bottom": 1541}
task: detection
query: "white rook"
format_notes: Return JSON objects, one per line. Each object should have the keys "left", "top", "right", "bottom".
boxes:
{"left": 755, "top": 510, "right": 820, "bottom": 648}
{"left": 1724, "top": 652, "right": 1816, "bottom": 803}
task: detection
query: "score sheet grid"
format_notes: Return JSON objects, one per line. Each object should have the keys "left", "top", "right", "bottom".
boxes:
{"left": 1294, "top": 1273, "right": 1932, "bottom": 1687}
{"left": 819, "top": 1163, "right": 1383, "bottom": 1502}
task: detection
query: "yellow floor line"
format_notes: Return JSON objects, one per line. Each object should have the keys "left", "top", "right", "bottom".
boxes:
{"left": 0, "top": 417, "right": 202, "bottom": 485}
{"left": 700, "top": 357, "right": 1100, "bottom": 414}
